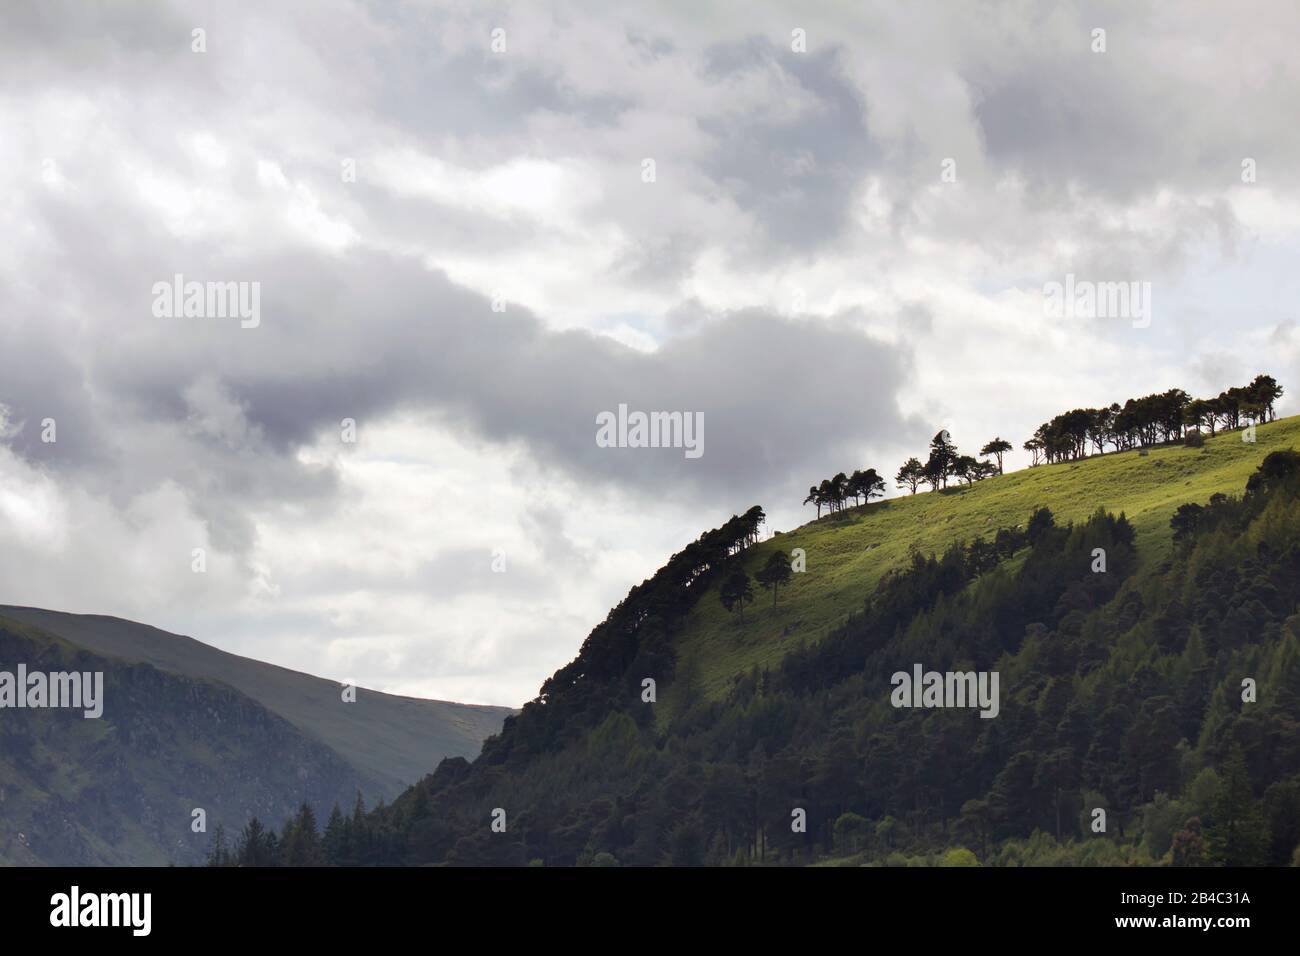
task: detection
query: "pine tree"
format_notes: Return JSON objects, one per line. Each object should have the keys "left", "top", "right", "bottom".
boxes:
{"left": 1206, "top": 746, "right": 1267, "bottom": 865}
{"left": 284, "top": 802, "right": 325, "bottom": 866}
{"left": 323, "top": 803, "right": 348, "bottom": 866}
{"left": 237, "top": 817, "right": 278, "bottom": 867}
{"left": 205, "top": 824, "right": 232, "bottom": 867}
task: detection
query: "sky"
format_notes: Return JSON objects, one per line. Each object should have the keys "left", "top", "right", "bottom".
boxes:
{"left": 1, "top": 0, "right": 1298, "bottom": 707}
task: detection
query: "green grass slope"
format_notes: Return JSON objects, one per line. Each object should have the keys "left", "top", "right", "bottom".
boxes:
{"left": 672, "top": 415, "right": 1300, "bottom": 706}
{"left": 0, "top": 607, "right": 513, "bottom": 799}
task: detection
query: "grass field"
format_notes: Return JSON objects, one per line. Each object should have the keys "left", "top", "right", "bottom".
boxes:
{"left": 667, "top": 416, "right": 1300, "bottom": 709}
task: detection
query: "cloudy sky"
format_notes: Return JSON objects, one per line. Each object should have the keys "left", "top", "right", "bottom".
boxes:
{"left": 2, "top": 0, "right": 1298, "bottom": 706}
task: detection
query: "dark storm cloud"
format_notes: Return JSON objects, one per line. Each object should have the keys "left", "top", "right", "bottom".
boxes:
{"left": 162, "top": 249, "right": 912, "bottom": 504}
{"left": 1, "top": 189, "right": 911, "bottom": 547}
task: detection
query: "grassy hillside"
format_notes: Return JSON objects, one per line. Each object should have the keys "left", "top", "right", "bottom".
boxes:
{"left": 330, "top": 422, "right": 1300, "bottom": 867}
{"left": 249, "top": 414, "right": 1300, "bottom": 867}
{"left": 0, "top": 607, "right": 513, "bottom": 798}
{"left": 672, "top": 416, "right": 1300, "bottom": 706}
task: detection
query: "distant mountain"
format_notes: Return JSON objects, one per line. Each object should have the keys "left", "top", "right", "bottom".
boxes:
{"left": 0, "top": 607, "right": 513, "bottom": 796}
{"left": 0, "top": 610, "right": 513, "bottom": 865}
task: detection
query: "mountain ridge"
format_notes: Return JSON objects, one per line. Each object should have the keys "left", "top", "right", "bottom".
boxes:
{"left": 0, "top": 606, "right": 514, "bottom": 797}
{"left": 0, "top": 608, "right": 514, "bottom": 865}
{"left": 0, "top": 614, "right": 370, "bottom": 865}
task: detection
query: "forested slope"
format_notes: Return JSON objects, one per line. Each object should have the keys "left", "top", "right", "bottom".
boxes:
{"left": 237, "top": 422, "right": 1300, "bottom": 867}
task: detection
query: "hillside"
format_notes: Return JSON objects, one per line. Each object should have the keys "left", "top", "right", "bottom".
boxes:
{"left": 0, "top": 607, "right": 513, "bottom": 799}
{"left": 0, "top": 609, "right": 514, "bottom": 865}
{"left": 0, "top": 615, "right": 370, "bottom": 865}
{"left": 671, "top": 415, "right": 1300, "bottom": 706}
{"left": 259, "top": 415, "right": 1300, "bottom": 867}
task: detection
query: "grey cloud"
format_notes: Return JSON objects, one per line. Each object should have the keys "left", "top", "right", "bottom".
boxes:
{"left": 2, "top": 203, "right": 912, "bottom": 554}
{"left": 698, "top": 40, "right": 877, "bottom": 257}
{"left": 208, "top": 250, "right": 914, "bottom": 505}
{"left": 967, "top": 4, "right": 1300, "bottom": 202}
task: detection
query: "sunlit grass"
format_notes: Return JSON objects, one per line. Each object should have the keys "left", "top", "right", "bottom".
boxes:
{"left": 667, "top": 416, "right": 1299, "bottom": 711}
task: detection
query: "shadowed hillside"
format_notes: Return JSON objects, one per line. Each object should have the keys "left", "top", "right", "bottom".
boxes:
{"left": 0, "top": 616, "right": 370, "bottom": 865}
{"left": 0, "top": 609, "right": 515, "bottom": 865}
{"left": 0, "top": 607, "right": 514, "bottom": 797}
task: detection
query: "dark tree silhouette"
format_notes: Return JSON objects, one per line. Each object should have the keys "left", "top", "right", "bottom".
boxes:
{"left": 895, "top": 458, "right": 925, "bottom": 495}
{"left": 829, "top": 472, "right": 848, "bottom": 512}
{"left": 860, "top": 468, "right": 886, "bottom": 501}
{"left": 1247, "top": 373, "right": 1283, "bottom": 422}
{"left": 952, "top": 455, "right": 979, "bottom": 486}
{"left": 926, "top": 430, "right": 957, "bottom": 489}
{"left": 980, "top": 438, "right": 1013, "bottom": 474}
{"left": 803, "top": 485, "right": 823, "bottom": 519}
{"left": 1023, "top": 436, "right": 1044, "bottom": 466}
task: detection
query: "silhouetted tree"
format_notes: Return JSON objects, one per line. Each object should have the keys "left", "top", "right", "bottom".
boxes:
{"left": 803, "top": 485, "right": 824, "bottom": 519}
{"left": 927, "top": 430, "right": 957, "bottom": 488}
{"left": 953, "top": 455, "right": 979, "bottom": 486}
{"left": 895, "top": 458, "right": 924, "bottom": 495}
{"left": 980, "top": 438, "right": 1013, "bottom": 474}
{"left": 1023, "top": 436, "right": 1045, "bottom": 466}
{"left": 1248, "top": 374, "right": 1283, "bottom": 421}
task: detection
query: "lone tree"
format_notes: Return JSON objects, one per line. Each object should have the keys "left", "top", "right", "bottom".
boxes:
{"left": 755, "top": 550, "right": 793, "bottom": 607}
{"left": 980, "top": 437, "right": 1013, "bottom": 474}
{"left": 719, "top": 567, "right": 754, "bottom": 620}
{"left": 895, "top": 457, "right": 924, "bottom": 495}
